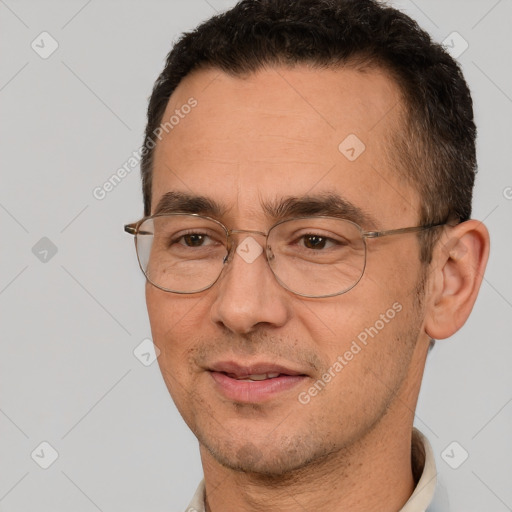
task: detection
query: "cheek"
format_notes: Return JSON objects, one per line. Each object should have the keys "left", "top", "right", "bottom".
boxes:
{"left": 298, "top": 293, "right": 420, "bottom": 406}
{"left": 295, "top": 250, "right": 422, "bottom": 382}
{"left": 145, "top": 284, "right": 171, "bottom": 350}
{"left": 145, "top": 285, "right": 202, "bottom": 378}
{"left": 146, "top": 283, "right": 200, "bottom": 338}
{"left": 362, "top": 241, "right": 423, "bottom": 316}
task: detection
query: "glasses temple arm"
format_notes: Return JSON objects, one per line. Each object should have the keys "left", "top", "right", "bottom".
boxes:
{"left": 363, "top": 223, "right": 446, "bottom": 239}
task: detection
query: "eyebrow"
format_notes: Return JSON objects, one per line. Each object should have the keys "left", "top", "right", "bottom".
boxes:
{"left": 154, "top": 191, "right": 228, "bottom": 217}
{"left": 262, "top": 193, "right": 377, "bottom": 228}
{"left": 153, "top": 191, "right": 377, "bottom": 228}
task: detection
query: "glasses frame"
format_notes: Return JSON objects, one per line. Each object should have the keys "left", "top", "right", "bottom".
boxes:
{"left": 124, "top": 213, "right": 446, "bottom": 298}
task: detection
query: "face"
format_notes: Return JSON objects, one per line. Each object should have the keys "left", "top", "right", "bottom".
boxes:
{"left": 146, "top": 65, "right": 431, "bottom": 476}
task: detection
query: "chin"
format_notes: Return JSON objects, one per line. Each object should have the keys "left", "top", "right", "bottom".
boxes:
{"left": 200, "top": 431, "right": 337, "bottom": 478}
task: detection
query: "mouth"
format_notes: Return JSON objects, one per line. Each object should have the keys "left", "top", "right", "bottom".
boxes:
{"left": 224, "top": 372, "right": 283, "bottom": 381}
{"left": 207, "top": 361, "right": 309, "bottom": 403}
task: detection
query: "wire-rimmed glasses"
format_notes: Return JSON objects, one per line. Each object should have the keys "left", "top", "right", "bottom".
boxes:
{"left": 124, "top": 213, "right": 444, "bottom": 298}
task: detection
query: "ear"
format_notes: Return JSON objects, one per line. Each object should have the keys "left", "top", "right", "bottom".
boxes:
{"left": 424, "top": 220, "right": 490, "bottom": 340}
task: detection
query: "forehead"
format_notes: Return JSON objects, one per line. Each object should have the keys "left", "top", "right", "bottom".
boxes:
{"left": 151, "top": 65, "right": 420, "bottom": 228}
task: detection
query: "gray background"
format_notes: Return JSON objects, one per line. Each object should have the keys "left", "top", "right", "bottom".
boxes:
{"left": 1, "top": 0, "right": 511, "bottom": 510}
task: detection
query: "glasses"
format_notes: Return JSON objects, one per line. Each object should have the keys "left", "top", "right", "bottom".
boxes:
{"left": 124, "top": 214, "right": 444, "bottom": 298}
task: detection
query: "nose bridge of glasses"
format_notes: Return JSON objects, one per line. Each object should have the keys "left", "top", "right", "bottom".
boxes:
{"left": 226, "top": 228, "right": 268, "bottom": 251}
{"left": 228, "top": 228, "right": 268, "bottom": 238}
{"left": 223, "top": 228, "right": 273, "bottom": 264}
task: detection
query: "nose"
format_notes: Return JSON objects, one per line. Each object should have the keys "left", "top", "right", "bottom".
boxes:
{"left": 209, "top": 235, "right": 291, "bottom": 335}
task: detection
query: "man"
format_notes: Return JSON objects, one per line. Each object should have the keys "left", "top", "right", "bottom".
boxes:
{"left": 125, "top": 0, "right": 490, "bottom": 510}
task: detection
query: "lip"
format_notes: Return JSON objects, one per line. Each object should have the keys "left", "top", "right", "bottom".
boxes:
{"left": 207, "top": 360, "right": 309, "bottom": 403}
{"left": 209, "top": 360, "right": 305, "bottom": 378}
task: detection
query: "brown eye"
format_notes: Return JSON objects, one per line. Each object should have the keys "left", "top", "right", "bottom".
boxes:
{"left": 303, "top": 235, "right": 327, "bottom": 249}
{"left": 183, "top": 234, "right": 207, "bottom": 247}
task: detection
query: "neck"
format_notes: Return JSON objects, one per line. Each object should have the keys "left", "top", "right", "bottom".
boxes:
{"left": 201, "top": 412, "right": 416, "bottom": 512}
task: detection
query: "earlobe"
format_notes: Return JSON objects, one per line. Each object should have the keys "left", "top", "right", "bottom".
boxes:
{"left": 424, "top": 220, "right": 490, "bottom": 340}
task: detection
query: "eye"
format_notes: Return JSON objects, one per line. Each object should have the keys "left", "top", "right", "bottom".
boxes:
{"left": 180, "top": 233, "right": 211, "bottom": 247}
{"left": 302, "top": 234, "right": 326, "bottom": 249}
{"left": 171, "top": 231, "right": 222, "bottom": 249}
{"left": 299, "top": 234, "right": 338, "bottom": 250}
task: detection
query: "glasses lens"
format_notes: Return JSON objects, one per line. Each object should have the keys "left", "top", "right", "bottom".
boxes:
{"left": 268, "top": 218, "right": 366, "bottom": 297}
{"left": 136, "top": 215, "right": 228, "bottom": 293}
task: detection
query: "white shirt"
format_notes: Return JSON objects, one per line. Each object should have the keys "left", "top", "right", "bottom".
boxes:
{"left": 184, "top": 428, "right": 448, "bottom": 512}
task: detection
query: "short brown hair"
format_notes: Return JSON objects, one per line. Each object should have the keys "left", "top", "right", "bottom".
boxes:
{"left": 140, "top": 0, "right": 477, "bottom": 262}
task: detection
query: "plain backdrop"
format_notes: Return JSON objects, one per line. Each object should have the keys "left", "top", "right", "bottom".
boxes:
{"left": 1, "top": 0, "right": 511, "bottom": 510}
